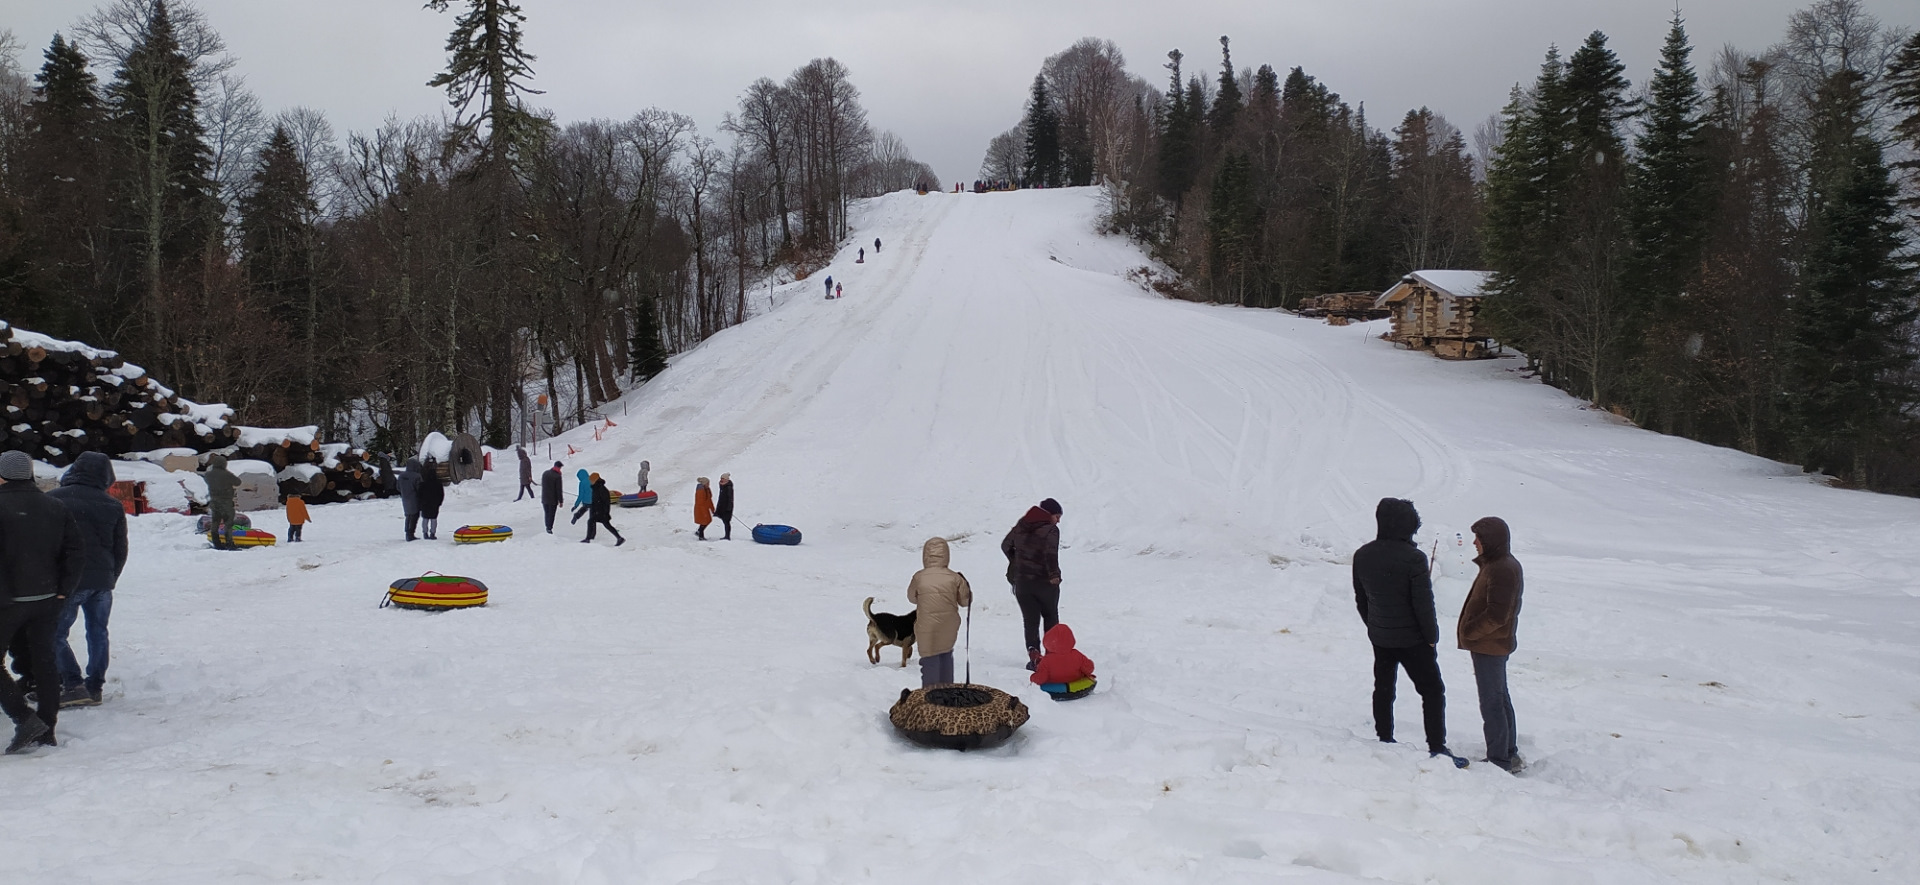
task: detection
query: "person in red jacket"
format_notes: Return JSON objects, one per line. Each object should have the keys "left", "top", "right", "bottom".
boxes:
{"left": 1030, "top": 623, "right": 1095, "bottom": 698}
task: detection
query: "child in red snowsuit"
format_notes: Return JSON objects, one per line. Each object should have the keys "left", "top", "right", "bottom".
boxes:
{"left": 1030, "top": 623, "right": 1096, "bottom": 699}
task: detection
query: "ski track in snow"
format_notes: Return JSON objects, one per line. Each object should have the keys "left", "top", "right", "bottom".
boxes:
{"left": 6, "top": 188, "right": 1919, "bottom": 884}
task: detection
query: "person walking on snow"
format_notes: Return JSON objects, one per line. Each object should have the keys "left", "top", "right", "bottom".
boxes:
{"left": 417, "top": 456, "right": 445, "bottom": 540}
{"left": 714, "top": 473, "right": 735, "bottom": 540}
{"left": 857, "top": 247, "right": 865, "bottom": 263}
{"left": 581, "top": 473, "right": 625, "bottom": 546}
{"left": 397, "top": 457, "right": 423, "bottom": 541}
{"left": 284, "top": 494, "right": 310, "bottom": 542}
{"left": 570, "top": 468, "right": 592, "bottom": 524}
{"left": 823, "top": 275, "right": 833, "bottom": 299}
{"left": 636, "top": 460, "right": 650, "bottom": 493}
{"left": 541, "top": 461, "right": 565, "bottom": 533}
{"left": 693, "top": 477, "right": 714, "bottom": 540}
{"left": 835, "top": 282, "right": 843, "bottom": 299}
{"left": 1459, "top": 517, "right": 1524, "bottom": 772}
{"left": 1002, "top": 498, "right": 1064, "bottom": 671}
{"left": 874, "top": 237, "right": 881, "bottom": 254}
{"left": 1353, "top": 497, "right": 1458, "bottom": 764}
{"left": 515, "top": 445, "right": 534, "bottom": 501}
{"left": 906, "top": 537, "right": 971, "bottom": 686}
{"left": 44, "top": 452, "right": 126, "bottom": 709}
{"left": 203, "top": 454, "right": 240, "bottom": 549}
{"left": 0, "top": 450, "right": 85, "bottom": 753}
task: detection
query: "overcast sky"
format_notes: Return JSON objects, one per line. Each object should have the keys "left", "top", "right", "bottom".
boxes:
{"left": 3, "top": 0, "right": 1916, "bottom": 185}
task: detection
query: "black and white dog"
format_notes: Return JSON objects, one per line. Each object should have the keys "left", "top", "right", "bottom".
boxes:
{"left": 863, "top": 596, "right": 916, "bottom": 667}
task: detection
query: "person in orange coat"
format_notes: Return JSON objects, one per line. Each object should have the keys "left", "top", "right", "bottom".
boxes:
{"left": 285, "top": 494, "right": 311, "bottom": 542}
{"left": 693, "top": 477, "right": 714, "bottom": 540}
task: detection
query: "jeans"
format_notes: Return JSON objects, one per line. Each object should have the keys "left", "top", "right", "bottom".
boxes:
{"left": 288, "top": 524, "right": 303, "bottom": 542}
{"left": 1012, "top": 581, "right": 1060, "bottom": 653}
{"left": 0, "top": 597, "right": 63, "bottom": 732}
{"left": 1372, "top": 643, "right": 1447, "bottom": 752}
{"left": 55, "top": 587, "right": 112, "bottom": 692}
{"left": 919, "top": 651, "right": 954, "bottom": 687}
{"left": 1472, "top": 652, "right": 1518, "bottom": 765}
{"left": 404, "top": 508, "right": 420, "bottom": 540}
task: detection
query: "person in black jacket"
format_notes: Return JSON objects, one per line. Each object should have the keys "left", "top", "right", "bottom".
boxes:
{"left": 44, "top": 453, "right": 127, "bottom": 707}
{"left": 714, "top": 473, "right": 734, "bottom": 540}
{"left": 581, "top": 473, "right": 624, "bottom": 546}
{"left": 1352, "top": 497, "right": 1454, "bottom": 760}
{"left": 417, "top": 456, "right": 445, "bottom": 540}
{"left": 540, "top": 461, "right": 565, "bottom": 533}
{"left": 1002, "top": 497, "right": 1064, "bottom": 671}
{"left": 0, "top": 450, "right": 86, "bottom": 752}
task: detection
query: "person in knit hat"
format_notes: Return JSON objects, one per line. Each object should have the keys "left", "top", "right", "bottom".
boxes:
{"left": 693, "top": 477, "right": 714, "bottom": 540}
{"left": 581, "top": 473, "right": 624, "bottom": 546}
{"left": 1001, "top": 497, "right": 1064, "bottom": 671}
{"left": 714, "top": 473, "right": 735, "bottom": 540}
{"left": 0, "top": 450, "right": 86, "bottom": 752}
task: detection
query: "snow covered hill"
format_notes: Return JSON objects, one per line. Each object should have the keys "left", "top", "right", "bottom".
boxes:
{"left": 8, "top": 188, "right": 1919, "bottom": 883}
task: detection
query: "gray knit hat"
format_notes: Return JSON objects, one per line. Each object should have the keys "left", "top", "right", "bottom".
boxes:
{"left": 0, "top": 450, "right": 34, "bottom": 482}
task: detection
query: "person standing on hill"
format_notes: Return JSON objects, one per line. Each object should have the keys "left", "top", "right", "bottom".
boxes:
{"left": 417, "top": 457, "right": 445, "bottom": 541}
{"left": 44, "top": 452, "right": 125, "bottom": 709}
{"left": 203, "top": 455, "right": 241, "bottom": 550}
{"left": 284, "top": 494, "right": 310, "bottom": 542}
{"left": 541, "top": 461, "right": 565, "bottom": 533}
{"left": 1002, "top": 497, "right": 1063, "bottom": 671}
{"left": 907, "top": 537, "right": 971, "bottom": 686}
{"left": 874, "top": 237, "right": 882, "bottom": 254}
{"left": 0, "top": 450, "right": 85, "bottom": 752}
{"left": 582, "top": 473, "right": 625, "bottom": 546}
{"left": 636, "top": 460, "right": 650, "bottom": 493}
{"left": 1459, "top": 516, "right": 1524, "bottom": 772}
{"left": 570, "top": 468, "right": 591, "bottom": 524}
{"left": 693, "top": 477, "right": 714, "bottom": 540}
{"left": 515, "top": 445, "right": 534, "bottom": 501}
{"left": 397, "top": 458, "right": 423, "bottom": 541}
{"left": 1353, "top": 497, "right": 1456, "bottom": 763}
{"left": 835, "top": 282, "right": 843, "bottom": 299}
{"left": 714, "top": 473, "right": 735, "bottom": 540}
{"left": 823, "top": 275, "right": 833, "bottom": 299}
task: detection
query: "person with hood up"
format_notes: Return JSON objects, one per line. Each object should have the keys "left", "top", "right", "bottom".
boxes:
{"left": 581, "top": 473, "right": 625, "bottom": 546}
{"left": 284, "top": 494, "right": 311, "bottom": 542}
{"left": 0, "top": 450, "right": 85, "bottom": 752}
{"left": 636, "top": 460, "right": 650, "bottom": 493}
{"left": 906, "top": 537, "right": 971, "bottom": 686}
{"left": 44, "top": 452, "right": 126, "bottom": 708}
{"left": 541, "top": 461, "right": 565, "bottom": 533}
{"left": 203, "top": 454, "right": 241, "bottom": 549}
{"left": 515, "top": 445, "right": 534, "bottom": 501}
{"left": 1459, "top": 516, "right": 1524, "bottom": 772}
{"left": 1352, "top": 497, "right": 1457, "bottom": 764}
{"left": 1030, "top": 624, "right": 1096, "bottom": 697}
{"left": 570, "top": 468, "right": 592, "bottom": 524}
{"left": 714, "top": 473, "right": 735, "bottom": 540}
{"left": 397, "top": 457, "right": 423, "bottom": 541}
{"left": 1002, "top": 497, "right": 1064, "bottom": 671}
{"left": 417, "top": 456, "right": 445, "bottom": 540}
{"left": 874, "top": 237, "right": 882, "bottom": 254}
{"left": 693, "top": 477, "right": 714, "bottom": 540}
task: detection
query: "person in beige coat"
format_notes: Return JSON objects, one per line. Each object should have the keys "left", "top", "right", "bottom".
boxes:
{"left": 906, "top": 537, "right": 972, "bottom": 687}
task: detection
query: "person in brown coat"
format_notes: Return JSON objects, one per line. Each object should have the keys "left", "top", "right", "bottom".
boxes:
{"left": 1458, "top": 516, "right": 1524, "bottom": 772}
{"left": 693, "top": 477, "right": 714, "bottom": 540}
{"left": 906, "top": 537, "right": 972, "bottom": 686}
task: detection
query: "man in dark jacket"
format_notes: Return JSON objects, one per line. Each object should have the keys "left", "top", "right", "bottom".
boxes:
{"left": 1002, "top": 497, "right": 1064, "bottom": 670}
{"left": 540, "top": 461, "right": 565, "bottom": 533}
{"left": 1352, "top": 497, "right": 1455, "bottom": 761}
{"left": 515, "top": 446, "right": 534, "bottom": 501}
{"left": 715, "top": 473, "right": 734, "bottom": 540}
{"left": 397, "top": 457, "right": 422, "bottom": 541}
{"left": 0, "top": 450, "right": 86, "bottom": 752}
{"left": 417, "top": 456, "right": 445, "bottom": 540}
{"left": 45, "top": 453, "right": 128, "bottom": 707}
{"left": 581, "top": 474, "right": 624, "bottom": 546}
{"left": 203, "top": 454, "right": 240, "bottom": 550}
{"left": 1459, "top": 516, "right": 1524, "bottom": 772}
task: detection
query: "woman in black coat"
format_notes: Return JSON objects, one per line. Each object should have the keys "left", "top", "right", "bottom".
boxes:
{"left": 417, "top": 456, "right": 446, "bottom": 540}
{"left": 715, "top": 473, "right": 735, "bottom": 540}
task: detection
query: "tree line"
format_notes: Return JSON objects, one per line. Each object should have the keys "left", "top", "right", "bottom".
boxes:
{"left": 994, "top": 1, "right": 1920, "bottom": 493}
{"left": 0, "top": 0, "right": 935, "bottom": 455}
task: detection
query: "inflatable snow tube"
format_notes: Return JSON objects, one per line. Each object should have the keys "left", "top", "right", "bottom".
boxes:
{"left": 195, "top": 513, "right": 252, "bottom": 534}
{"left": 618, "top": 490, "right": 659, "bottom": 508}
{"left": 1039, "top": 676, "right": 1097, "bottom": 701}
{"left": 383, "top": 574, "right": 488, "bottom": 611}
{"left": 208, "top": 526, "right": 276, "bottom": 548}
{"left": 452, "top": 525, "right": 513, "bottom": 544}
{"left": 890, "top": 685, "right": 1029, "bottom": 751}
{"left": 751, "top": 524, "right": 802, "bottom": 546}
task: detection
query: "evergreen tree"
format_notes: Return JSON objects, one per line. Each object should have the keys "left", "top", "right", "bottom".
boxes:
{"left": 1021, "top": 74, "right": 1062, "bottom": 187}
{"left": 1787, "top": 69, "right": 1919, "bottom": 484}
{"left": 1206, "top": 151, "right": 1257, "bottom": 302}
{"left": 425, "top": 0, "right": 546, "bottom": 170}
{"left": 629, "top": 296, "right": 669, "bottom": 382}
{"left": 14, "top": 33, "right": 108, "bottom": 337}
{"left": 1156, "top": 50, "right": 1200, "bottom": 204}
{"left": 239, "top": 125, "right": 326, "bottom": 423}
{"left": 1887, "top": 31, "right": 1920, "bottom": 210}
{"left": 1208, "top": 36, "right": 1242, "bottom": 135}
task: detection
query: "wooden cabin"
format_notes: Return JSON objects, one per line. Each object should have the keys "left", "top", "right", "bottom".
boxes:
{"left": 1376, "top": 270, "right": 1496, "bottom": 360}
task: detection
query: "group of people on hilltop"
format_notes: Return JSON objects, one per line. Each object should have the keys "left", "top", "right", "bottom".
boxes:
{"left": 1, "top": 450, "right": 129, "bottom": 755}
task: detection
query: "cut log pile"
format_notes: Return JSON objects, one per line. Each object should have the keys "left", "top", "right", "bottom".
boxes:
{"left": 229, "top": 431, "right": 390, "bottom": 503}
{"left": 1297, "top": 291, "right": 1391, "bottom": 322}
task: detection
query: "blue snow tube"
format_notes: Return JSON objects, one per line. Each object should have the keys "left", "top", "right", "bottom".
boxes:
{"left": 751, "top": 524, "right": 802, "bottom": 545}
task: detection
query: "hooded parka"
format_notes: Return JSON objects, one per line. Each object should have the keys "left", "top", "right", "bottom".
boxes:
{"left": 1352, "top": 498, "right": 1437, "bottom": 648}
{"left": 906, "top": 537, "right": 972, "bottom": 657}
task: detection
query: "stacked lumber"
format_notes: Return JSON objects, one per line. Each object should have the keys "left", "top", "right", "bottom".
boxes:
{"left": 0, "top": 321, "right": 239, "bottom": 466}
{"left": 1297, "top": 291, "right": 1391, "bottom": 321}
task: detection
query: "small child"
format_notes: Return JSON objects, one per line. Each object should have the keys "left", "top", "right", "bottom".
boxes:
{"left": 1030, "top": 623, "right": 1096, "bottom": 700}
{"left": 285, "top": 494, "right": 311, "bottom": 542}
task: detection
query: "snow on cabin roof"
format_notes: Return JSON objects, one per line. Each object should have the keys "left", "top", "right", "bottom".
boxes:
{"left": 1377, "top": 270, "right": 1494, "bottom": 305}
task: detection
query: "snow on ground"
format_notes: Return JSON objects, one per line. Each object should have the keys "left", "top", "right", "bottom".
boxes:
{"left": 7, "top": 188, "right": 1920, "bottom": 884}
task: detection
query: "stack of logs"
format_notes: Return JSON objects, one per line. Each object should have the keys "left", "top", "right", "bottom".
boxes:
{"left": 0, "top": 321, "right": 240, "bottom": 465}
{"left": 230, "top": 436, "right": 390, "bottom": 504}
{"left": 1297, "top": 292, "right": 1392, "bottom": 324}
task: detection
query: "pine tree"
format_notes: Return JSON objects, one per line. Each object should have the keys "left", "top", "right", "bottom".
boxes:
{"left": 1021, "top": 74, "right": 1061, "bottom": 187}
{"left": 1887, "top": 31, "right": 1920, "bottom": 210}
{"left": 1206, "top": 151, "right": 1257, "bottom": 303}
{"left": 15, "top": 33, "right": 108, "bottom": 338}
{"left": 1156, "top": 50, "right": 1200, "bottom": 204}
{"left": 425, "top": 0, "right": 546, "bottom": 170}
{"left": 1208, "top": 36, "right": 1242, "bottom": 135}
{"left": 1787, "top": 69, "right": 1919, "bottom": 484}
{"left": 629, "top": 296, "right": 669, "bottom": 382}
{"left": 239, "top": 125, "right": 327, "bottom": 423}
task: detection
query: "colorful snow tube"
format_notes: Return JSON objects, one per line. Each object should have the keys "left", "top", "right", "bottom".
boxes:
{"left": 1039, "top": 676, "right": 1097, "bottom": 701}
{"left": 891, "top": 685, "right": 1029, "bottom": 751}
{"left": 383, "top": 574, "right": 488, "bottom": 611}
{"left": 751, "top": 524, "right": 802, "bottom": 545}
{"left": 208, "top": 526, "right": 276, "bottom": 548}
{"left": 452, "top": 525, "right": 513, "bottom": 544}
{"left": 195, "top": 513, "right": 252, "bottom": 534}
{"left": 619, "top": 490, "right": 659, "bottom": 508}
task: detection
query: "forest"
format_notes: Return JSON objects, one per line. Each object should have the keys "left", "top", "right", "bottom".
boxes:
{"left": 992, "top": 1, "right": 1920, "bottom": 492}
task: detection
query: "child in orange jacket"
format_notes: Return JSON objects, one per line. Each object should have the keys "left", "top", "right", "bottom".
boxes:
{"left": 693, "top": 477, "right": 714, "bottom": 540}
{"left": 285, "top": 494, "right": 311, "bottom": 542}
{"left": 1030, "top": 623, "right": 1096, "bottom": 699}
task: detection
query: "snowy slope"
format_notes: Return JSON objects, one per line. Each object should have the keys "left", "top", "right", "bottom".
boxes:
{"left": 6, "top": 188, "right": 1918, "bottom": 884}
